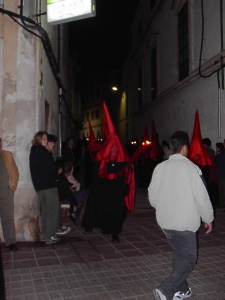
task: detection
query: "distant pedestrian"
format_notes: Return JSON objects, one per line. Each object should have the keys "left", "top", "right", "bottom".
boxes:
{"left": 215, "top": 142, "right": 225, "bottom": 208}
{"left": 162, "top": 140, "right": 173, "bottom": 160}
{"left": 202, "top": 138, "right": 217, "bottom": 209}
{"left": 148, "top": 131, "right": 214, "bottom": 300}
{"left": 62, "top": 136, "right": 76, "bottom": 165}
{"left": 0, "top": 137, "right": 19, "bottom": 251}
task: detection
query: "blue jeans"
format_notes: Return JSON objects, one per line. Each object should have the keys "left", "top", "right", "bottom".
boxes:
{"left": 158, "top": 229, "right": 197, "bottom": 299}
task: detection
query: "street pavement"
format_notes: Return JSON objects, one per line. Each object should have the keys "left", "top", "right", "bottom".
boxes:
{"left": 1, "top": 187, "right": 225, "bottom": 300}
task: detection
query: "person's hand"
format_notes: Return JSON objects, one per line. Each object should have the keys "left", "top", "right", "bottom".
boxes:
{"left": 204, "top": 222, "right": 213, "bottom": 234}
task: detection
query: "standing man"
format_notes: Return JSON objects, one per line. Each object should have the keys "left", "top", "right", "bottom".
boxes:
{"left": 0, "top": 137, "right": 19, "bottom": 251}
{"left": 29, "top": 131, "right": 66, "bottom": 244}
{"left": 148, "top": 131, "right": 214, "bottom": 300}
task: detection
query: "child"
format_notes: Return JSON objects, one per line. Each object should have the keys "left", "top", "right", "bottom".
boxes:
{"left": 58, "top": 161, "right": 87, "bottom": 225}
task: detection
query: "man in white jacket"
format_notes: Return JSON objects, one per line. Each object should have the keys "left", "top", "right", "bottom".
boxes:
{"left": 148, "top": 131, "right": 214, "bottom": 300}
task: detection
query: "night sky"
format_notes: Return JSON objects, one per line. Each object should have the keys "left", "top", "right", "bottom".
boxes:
{"left": 69, "top": 0, "right": 140, "bottom": 74}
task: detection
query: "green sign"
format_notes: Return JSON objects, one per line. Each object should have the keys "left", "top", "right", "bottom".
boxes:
{"left": 47, "top": 0, "right": 62, "bottom": 4}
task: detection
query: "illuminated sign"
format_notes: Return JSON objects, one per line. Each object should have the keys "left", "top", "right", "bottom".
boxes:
{"left": 47, "top": 0, "right": 96, "bottom": 25}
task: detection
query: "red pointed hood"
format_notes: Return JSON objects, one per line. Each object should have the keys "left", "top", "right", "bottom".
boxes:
{"left": 131, "top": 124, "right": 151, "bottom": 163}
{"left": 188, "top": 111, "right": 212, "bottom": 166}
{"left": 95, "top": 101, "right": 130, "bottom": 162}
{"left": 149, "top": 121, "right": 164, "bottom": 161}
{"left": 87, "top": 119, "right": 101, "bottom": 152}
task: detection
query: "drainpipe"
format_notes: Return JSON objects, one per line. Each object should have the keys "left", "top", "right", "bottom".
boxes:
{"left": 220, "top": 0, "right": 224, "bottom": 90}
{"left": 218, "top": 0, "right": 224, "bottom": 142}
{"left": 58, "top": 87, "right": 62, "bottom": 157}
{"left": 58, "top": 24, "right": 62, "bottom": 157}
{"left": 218, "top": 74, "right": 221, "bottom": 142}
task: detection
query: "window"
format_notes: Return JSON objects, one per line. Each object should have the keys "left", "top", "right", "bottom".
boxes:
{"left": 151, "top": 46, "right": 157, "bottom": 100}
{"left": 45, "top": 101, "right": 50, "bottom": 132}
{"left": 178, "top": 2, "right": 189, "bottom": 80}
{"left": 95, "top": 110, "right": 99, "bottom": 119}
{"left": 126, "top": 87, "right": 129, "bottom": 117}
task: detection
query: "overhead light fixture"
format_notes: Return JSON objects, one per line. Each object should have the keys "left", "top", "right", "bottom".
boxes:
{"left": 112, "top": 86, "right": 118, "bottom": 91}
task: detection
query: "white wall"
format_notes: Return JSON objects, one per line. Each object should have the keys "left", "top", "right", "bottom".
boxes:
{"left": 122, "top": 0, "right": 225, "bottom": 147}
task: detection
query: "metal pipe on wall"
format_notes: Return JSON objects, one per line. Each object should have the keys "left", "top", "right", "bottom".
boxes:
{"left": 58, "top": 24, "right": 62, "bottom": 158}
{"left": 218, "top": 0, "right": 224, "bottom": 142}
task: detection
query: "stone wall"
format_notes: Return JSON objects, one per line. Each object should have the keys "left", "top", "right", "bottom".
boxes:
{"left": 0, "top": 0, "right": 68, "bottom": 242}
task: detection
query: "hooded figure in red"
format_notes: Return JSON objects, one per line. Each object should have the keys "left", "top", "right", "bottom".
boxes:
{"left": 188, "top": 111, "right": 213, "bottom": 202}
{"left": 131, "top": 123, "right": 151, "bottom": 164}
{"left": 82, "top": 101, "right": 135, "bottom": 242}
{"left": 84, "top": 120, "right": 101, "bottom": 188}
{"left": 188, "top": 111, "right": 212, "bottom": 167}
{"left": 138, "top": 121, "right": 164, "bottom": 188}
{"left": 149, "top": 121, "right": 164, "bottom": 161}
{"left": 87, "top": 119, "right": 101, "bottom": 154}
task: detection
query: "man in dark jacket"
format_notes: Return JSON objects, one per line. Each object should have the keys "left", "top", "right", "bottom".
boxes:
{"left": 29, "top": 131, "right": 64, "bottom": 244}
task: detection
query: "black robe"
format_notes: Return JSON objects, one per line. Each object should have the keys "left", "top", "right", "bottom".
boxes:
{"left": 82, "top": 161, "right": 128, "bottom": 240}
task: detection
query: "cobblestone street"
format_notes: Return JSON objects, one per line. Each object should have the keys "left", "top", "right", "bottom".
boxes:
{"left": 1, "top": 188, "right": 225, "bottom": 300}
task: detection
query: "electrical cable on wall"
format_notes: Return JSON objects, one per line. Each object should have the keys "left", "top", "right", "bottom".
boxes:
{"left": 198, "top": 0, "right": 225, "bottom": 83}
{"left": 0, "top": 6, "right": 76, "bottom": 124}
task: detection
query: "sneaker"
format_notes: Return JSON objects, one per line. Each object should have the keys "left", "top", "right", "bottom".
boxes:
{"left": 56, "top": 227, "right": 68, "bottom": 236}
{"left": 173, "top": 288, "right": 192, "bottom": 299}
{"left": 61, "top": 226, "right": 71, "bottom": 233}
{"left": 45, "top": 236, "right": 61, "bottom": 244}
{"left": 153, "top": 288, "right": 168, "bottom": 300}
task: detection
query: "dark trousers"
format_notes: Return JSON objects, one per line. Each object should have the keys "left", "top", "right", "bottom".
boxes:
{"left": 37, "top": 188, "right": 59, "bottom": 240}
{"left": 0, "top": 189, "right": 16, "bottom": 246}
{"left": 158, "top": 229, "right": 197, "bottom": 299}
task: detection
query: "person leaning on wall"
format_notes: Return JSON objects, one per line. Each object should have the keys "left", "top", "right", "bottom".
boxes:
{"left": 29, "top": 131, "right": 64, "bottom": 245}
{"left": 0, "top": 137, "right": 19, "bottom": 251}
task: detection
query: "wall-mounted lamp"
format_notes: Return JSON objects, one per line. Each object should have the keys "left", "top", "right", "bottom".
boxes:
{"left": 142, "top": 140, "right": 151, "bottom": 145}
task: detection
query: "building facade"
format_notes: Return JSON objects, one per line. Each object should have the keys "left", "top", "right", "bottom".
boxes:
{"left": 0, "top": 0, "right": 71, "bottom": 241}
{"left": 79, "top": 69, "right": 122, "bottom": 141}
{"left": 121, "top": 0, "right": 225, "bottom": 146}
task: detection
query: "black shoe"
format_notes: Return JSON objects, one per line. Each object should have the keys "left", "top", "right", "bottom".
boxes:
{"left": 8, "top": 244, "right": 17, "bottom": 251}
